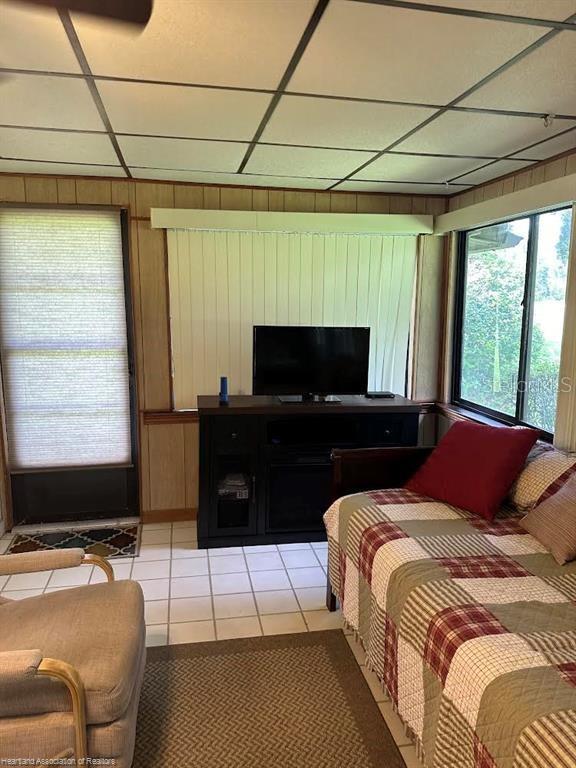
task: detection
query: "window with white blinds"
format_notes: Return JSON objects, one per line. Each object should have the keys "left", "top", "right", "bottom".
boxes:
{"left": 168, "top": 229, "right": 417, "bottom": 409}
{"left": 0, "top": 209, "right": 132, "bottom": 470}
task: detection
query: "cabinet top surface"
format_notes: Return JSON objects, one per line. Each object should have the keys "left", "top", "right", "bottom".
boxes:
{"left": 197, "top": 394, "right": 423, "bottom": 415}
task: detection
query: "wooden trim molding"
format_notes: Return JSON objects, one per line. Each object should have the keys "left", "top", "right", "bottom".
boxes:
{"left": 143, "top": 410, "right": 200, "bottom": 425}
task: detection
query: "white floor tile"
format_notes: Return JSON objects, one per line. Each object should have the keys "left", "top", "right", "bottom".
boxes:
{"left": 172, "top": 527, "right": 197, "bottom": 544}
{"left": 216, "top": 616, "right": 262, "bottom": 640}
{"left": 132, "top": 560, "right": 170, "bottom": 581}
{"left": 399, "top": 745, "right": 421, "bottom": 768}
{"left": 211, "top": 572, "right": 252, "bottom": 595}
{"left": 361, "top": 665, "right": 389, "bottom": 703}
{"left": 141, "top": 522, "right": 172, "bottom": 531}
{"left": 214, "top": 592, "right": 257, "bottom": 619}
{"left": 0, "top": 538, "right": 11, "bottom": 554}
{"left": 138, "top": 544, "right": 172, "bottom": 561}
{"left": 146, "top": 624, "right": 168, "bottom": 647}
{"left": 138, "top": 579, "right": 170, "bottom": 601}
{"left": 255, "top": 589, "right": 299, "bottom": 615}
{"left": 261, "top": 612, "right": 307, "bottom": 636}
{"left": 303, "top": 610, "right": 343, "bottom": 631}
{"left": 4, "top": 570, "right": 52, "bottom": 591}
{"left": 169, "top": 620, "right": 215, "bottom": 645}
{"left": 48, "top": 565, "right": 93, "bottom": 588}
{"left": 1, "top": 589, "right": 43, "bottom": 600}
{"left": 277, "top": 542, "right": 312, "bottom": 551}
{"left": 171, "top": 558, "right": 209, "bottom": 578}
{"left": 170, "top": 575, "right": 211, "bottom": 598}
{"left": 172, "top": 542, "right": 202, "bottom": 559}
{"left": 90, "top": 563, "right": 132, "bottom": 583}
{"left": 245, "top": 552, "right": 284, "bottom": 571}
{"left": 140, "top": 528, "right": 171, "bottom": 545}
{"left": 144, "top": 600, "right": 169, "bottom": 625}
{"left": 287, "top": 566, "right": 326, "bottom": 588}
{"left": 295, "top": 586, "right": 326, "bottom": 611}
{"left": 172, "top": 521, "right": 197, "bottom": 529}
{"left": 209, "top": 555, "right": 246, "bottom": 575}
{"left": 311, "top": 541, "right": 328, "bottom": 551}
{"left": 209, "top": 546, "right": 244, "bottom": 556}
{"left": 170, "top": 596, "right": 213, "bottom": 623}
{"left": 243, "top": 544, "right": 278, "bottom": 554}
{"left": 249, "top": 569, "right": 291, "bottom": 592}
{"left": 378, "top": 702, "right": 412, "bottom": 747}
{"left": 346, "top": 634, "right": 367, "bottom": 666}
{"left": 314, "top": 549, "right": 328, "bottom": 566}
{"left": 0, "top": 575, "right": 9, "bottom": 590}
{"left": 281, "top": 549, "right": 321, "bottom": 569}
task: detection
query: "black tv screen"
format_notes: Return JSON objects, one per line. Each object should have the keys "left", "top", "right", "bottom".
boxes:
{"left": 253, "top": 326, "right": 370, "bottom": 396}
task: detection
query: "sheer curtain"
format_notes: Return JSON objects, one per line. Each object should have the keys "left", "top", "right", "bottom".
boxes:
{"left": 167, "top": 229, "right": 417, "bottom": 408}
{"left": 0, "top": 209, "right": 132, "bottom": 469}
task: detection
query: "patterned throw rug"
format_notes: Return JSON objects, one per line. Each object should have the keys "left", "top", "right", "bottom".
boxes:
{"left": 136, "top": 631, "right": 406, "bottom": 768}
{"left": 5, "top": 525, "right": 140, "bottom": 559}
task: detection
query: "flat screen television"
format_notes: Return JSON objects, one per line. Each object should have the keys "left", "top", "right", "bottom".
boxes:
{"left": 253, "top": 325, "right": 370, "bottom": 398}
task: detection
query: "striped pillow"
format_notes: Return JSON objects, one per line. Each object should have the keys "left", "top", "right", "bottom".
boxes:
{"left": 520, "top": 473, "right": 576, "bottom": 565}
{"left": 508, "top": 444, "right": 576, "bottom": 513}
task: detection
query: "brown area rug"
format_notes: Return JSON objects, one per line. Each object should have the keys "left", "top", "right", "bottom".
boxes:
{"left": 5, "top": 525, "right": 140, "bottom": 559}
{"left": 135, "top": 630, "right": 406, "bottom": 768}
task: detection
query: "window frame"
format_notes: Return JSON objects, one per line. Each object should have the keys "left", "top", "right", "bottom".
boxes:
{"left": 451, "top": 206, "right": 571, "bottom": 441}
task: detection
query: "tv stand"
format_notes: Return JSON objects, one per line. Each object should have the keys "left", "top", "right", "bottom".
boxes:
{"left": 197, "top": 395, "right": 421, "bottom": 549}
{"left": 278, "top": 394, "right": 342, "bottom": 404}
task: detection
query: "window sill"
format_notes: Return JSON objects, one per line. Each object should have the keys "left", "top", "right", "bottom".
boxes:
{"left": 438, "top": 403, "right": 553, "bottom": 442}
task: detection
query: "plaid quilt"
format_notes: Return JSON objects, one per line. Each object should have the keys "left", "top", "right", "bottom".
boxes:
{"left": 324, "top": 489, "right": 576, "bottom": 768}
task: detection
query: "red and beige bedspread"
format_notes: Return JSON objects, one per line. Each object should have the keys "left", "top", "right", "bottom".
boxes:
{"left": 324, "top": 489, "right": 576, "bottom": 768}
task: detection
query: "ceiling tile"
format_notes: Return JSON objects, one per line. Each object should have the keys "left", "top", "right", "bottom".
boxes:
{"left": 0, "top": 159, "right": 125, "bottom": 177}
{"left": 461, "top": 33, "right": 576, "bottom": 114}
{"left": 0, "top": 127, "right": 118, "bottom": 165}
{"left": 245, "top": 145, "right": 374, "bottom": 179}
{"left": 509, "top": 127, "right": 576, "bottom": 159}
{"left": 262, "top": 95, "right": 435, "bottom": 150}
{"left": 129, "top": 168, "right": 332, "bottom": 189}
{"left": 451, "top": 158, "right": 535, "bottom": 184}
{"left": 337, "top": 180, "right": 468, "bottom": 194}
{"left": 98, "top": 80, "right": 271, "bottom": 141}
{"left": 73, "top": 0, "right": 315, "bottom": 88}
{"left": 0, "top": 4, "right": 81, "bottom": 73}
{"left": 0, "top": 74, "right": 104, "bottom": 130}
{"left": 394, "top": 110, "right": 576, "bottom": 156}
{"left": 289, "top": 1, "right": 543, "bottom": 103}
{"left": 353, "top": 153, "right": 498, "bottom": 183}
{"left": 118, "top": 136, "right": 246, "bottom": 173}
{"left": 410, "top": 0, "right": 576, "bottom": 19}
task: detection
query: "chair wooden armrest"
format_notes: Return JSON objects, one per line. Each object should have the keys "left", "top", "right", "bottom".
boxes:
{"left": 0, "top": 651, "right": 87, "bottom": 762}
{"left": 0, "top": 549, "right": 114, "bottom": 582}
{"left": 331, "top": 446, "right": 434, "bottom": 501}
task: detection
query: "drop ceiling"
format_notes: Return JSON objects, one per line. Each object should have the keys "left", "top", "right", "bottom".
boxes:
{"left": 0, "top": 0, "right": 574, "bottom": 195}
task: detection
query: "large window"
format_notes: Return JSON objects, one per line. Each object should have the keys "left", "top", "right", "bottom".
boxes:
{"left": 453, "top": 208, "right": 572, "bottom": 436}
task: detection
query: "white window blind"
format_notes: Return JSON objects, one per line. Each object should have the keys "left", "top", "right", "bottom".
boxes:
{"left": 0, "top": 209, "right": 132, "bottom": 470}
{"left": 167, "top": 229, "right": 417, "bottom": 409}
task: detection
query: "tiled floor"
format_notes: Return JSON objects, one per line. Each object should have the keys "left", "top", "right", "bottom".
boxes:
{"left": 0, "top": 520, "right": 421, "bottom": 766}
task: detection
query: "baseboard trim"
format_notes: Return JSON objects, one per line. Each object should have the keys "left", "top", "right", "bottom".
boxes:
{"left": 141, "top": 508, "right": 197, "bottom": 524}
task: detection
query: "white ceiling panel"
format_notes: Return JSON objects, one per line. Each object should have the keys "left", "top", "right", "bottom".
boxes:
{"left": 0, "top": 159, "right": 126, "bottom": 177}
{"left": 73, "top": 0, "right": 315, "bottom": 88}
{"left": 289, "top": 1, "right": 543, "bottom": 103}
{"left": 353, "top": 152, "right": 500, "bottom": 182}
{"left": 262, "top": 95, "right": 435, "bottom": 150}
{"left": 0, "top": 127, "right": 118, "bottom": 165}
{"left": 461, "top": 34, "right": 576, "bottom": 114}
{"left": 129, "top": 168, "right": 333, "bottom": 189}
{"left": 0, "top": 3, "right": 80, "bottom": 73}
{"left": 118, "top": 136, "right": 246, "bottom": 173}
{"left": 337, "top": 180, "right": 469, "bottom": 194}
{"left": 395, "top": 110, "right": 576, "bottom": 157}
{"left": 98, "top": 80, "right": 271, "bottom": 141}
{"left": 245, "top": 145, "right": 376, "bottom": 179}
{"left": 0, "top": 74, "right": 105, "bottom": 130}
{"left": 452, "top": 158, "right": 535, "bottom": 184}
{"left": 509, "top": 128, "right": 576, "bottom": 159}
{"left": 409, "top": 0, "right": 576, "bottom": 19}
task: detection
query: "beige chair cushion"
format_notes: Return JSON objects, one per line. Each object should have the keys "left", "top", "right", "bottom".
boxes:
{"left": 521, "top": 473, "right": 576, "bottom": 565}
{"left": 0, "top": 645, "right": 145, "bottom": 765}
{"left": 0, "top": 580, "right": 145, "bottom": 725}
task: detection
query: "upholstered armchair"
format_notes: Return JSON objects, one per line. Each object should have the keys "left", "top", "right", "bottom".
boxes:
{"left": 0, "top": 549, "right": 145, "bottom": 767}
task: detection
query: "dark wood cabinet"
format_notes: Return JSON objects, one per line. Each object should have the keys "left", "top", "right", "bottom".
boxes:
{"left": 198, "top": 395, "right": 421, "bottom": 549}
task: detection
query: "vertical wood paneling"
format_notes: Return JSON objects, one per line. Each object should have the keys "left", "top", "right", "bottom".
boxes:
{"left": 56, "top": 178, "right": 77, "bottom": 204}
{"left": 75, "top": 179, "right": 112, "bottom": 205}
{"left": 111, "top": 180, "right": 136, "bottom": 209}
{"left": 174, "top": 184, "right": 204, "bottom": 208}
{"left": 135, "top": 182, "right": 175, "bottom": 218}
{"left": 203, "top": 186, "right": 221, "bottom": 209}
{"left": 184, "top": 422, "right": 200, "bottom": 510}
{"left": 25, "top": 177, "right": 57, "bottom": 203}
{"left": 148, "top": 423, "right": 186, "bottom": 510}
{"left": 0, "top": 176, "right": 26, "bottom": 203}
{"left": 169, "top": 230, "right": 417, "bottom": 407}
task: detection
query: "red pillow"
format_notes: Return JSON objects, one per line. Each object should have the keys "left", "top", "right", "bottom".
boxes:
{"left": 405, "top": 421, "right": 539, "bottom": 520}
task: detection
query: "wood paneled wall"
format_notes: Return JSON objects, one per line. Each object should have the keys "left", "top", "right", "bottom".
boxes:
{"left": 448, "top": 150, "right": 576, "bottom": 212}
{"left": 0, "top": 172, "right": 446, "bottom": 525}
